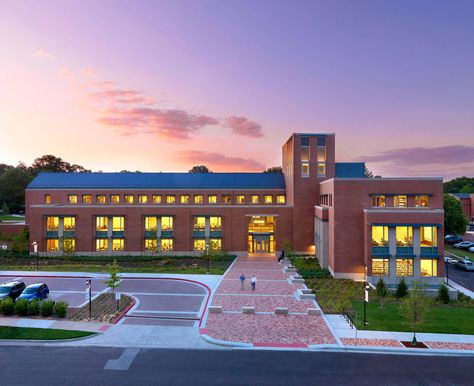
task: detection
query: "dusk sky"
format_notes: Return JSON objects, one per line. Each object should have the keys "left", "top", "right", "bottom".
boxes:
{"left": 0, "top": 0, "right": 473, "bottom": 179}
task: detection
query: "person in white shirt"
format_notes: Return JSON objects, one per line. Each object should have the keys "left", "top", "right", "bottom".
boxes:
{"left": 251, "top": 275, "right": 257, "bottom": 291}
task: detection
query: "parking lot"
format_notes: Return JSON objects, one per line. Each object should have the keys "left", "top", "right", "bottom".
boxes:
{"left": 0, "top": 274, "right": 211, "bottom": 327}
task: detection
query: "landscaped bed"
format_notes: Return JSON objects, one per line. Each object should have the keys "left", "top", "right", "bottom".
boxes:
{"left": 0, "top": 326, "right": 95, "bottom": 340}
{"left": 69, "top": 292, "right": 134, "bottom": 323}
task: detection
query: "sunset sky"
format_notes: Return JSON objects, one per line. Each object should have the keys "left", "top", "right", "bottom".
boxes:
{"left": 0, "top": 0, "right": 473, "bottom": 179}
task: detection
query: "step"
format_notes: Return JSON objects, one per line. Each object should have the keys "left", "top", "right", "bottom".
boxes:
{"left": 208, "top": 306, "right": 223, "bottom": 314}
{"left": 242, "top": 306, "right": 256, "bottom": 314}
{"left": 275, "top": 307, "right": 288, "bottom": 315}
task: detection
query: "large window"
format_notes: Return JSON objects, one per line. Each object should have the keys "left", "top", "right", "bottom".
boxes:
{"left": 96, "top": 216, "right": 108, "bottom": 231}
{"left": 68, "top": 195, "right": 78, "bottom": 204}
{"left": 194, "top": 217, "right": 206, "bottom": 231}
{"left": 372, "top": 196, "right": 386, "bottom": 207}
{"left": 372, "top": 226, "right": 388, "bottom": 246}
{"left": 396, "top": 259, "right": 413, "bottom": 276}
{"left": 301, "top": 136, "right": 310, "bottom": 177}
{"left": 209, "top": 238, "right": 222, "bottom": 250}
{"left": 82, "top": 194, "right": 92, "bottom": 204}
{"left": 161, "top": 216, "right": 173, "bottom": 231}
{"left": 180, "top": 195, "right": 190, "bottom": 204}
{"left": 112, "top": 239, "right": 124, "bottom": 251}
{"left": 96, "top": 239, "right": 108, "bottom": 252}
{"left": 396, "top": 226, "right": 413, "bottom": 246}
{"left": 210, "top": 216, "right": 222, "bottom": 231}
{"left": 420, "top": 259, "right": 437, "bottom": 277}
{"left": 47, "top": 239, "right": 59, "bottom": 252}
{"left": 317, "top": 136, "right": 326, "bottom": 177}
{"left": 416, "top": 195, "right": 429, "bottom": 207}
{"left": 124, "top": 195, "right": 134, "bottom": 203}
{"left": 236, "top": 195, "right": 245, "bottom": 204}
{"left": 46, "top": 217, "right": 59, "bottom": 231}
{"left": 112, "top": 217, "right": 124, "bottom": 232}
{"left": 372, "top": 259, "right": 389, "bottom": 275}
{"left": 393, "top": 195, "right": 407, "bottom": 207}
{"left": 166, "top": 195, "right": 176, "bottom": 204}
{"left": 145, "top": 239, "right": 157, "bottom": 251}
{"left": 301, "top": 162, "right": 310, "bottom": 177}
{"left": 63, "top": 217, "right": 75, "bottom": 231}
{"left": 194, "top": 195, "right": 203, "bottom": 204}
{"left": 208, "top": 195, "right": 217, "bottom": 204}
{"left": 161, "top": 239, "right": 173, "bottom": 251}
{"left": 194, "top": 239, "right": 206, "bottom": 251}
{"left": 420, "top": 226, "right": 437, "bottom": 247}
{"left": 276, "top": 195, "right": 286, "bottom": 204}
{"left": 145, "top": 217, "right": 157, "bottom": 231}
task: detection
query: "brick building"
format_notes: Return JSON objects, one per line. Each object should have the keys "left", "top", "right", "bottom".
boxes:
{"left": 26, "top": 133, "right": 444, "bottom": 285}
{"left": 451, "top": 193, "right": 474, "bottom": 223}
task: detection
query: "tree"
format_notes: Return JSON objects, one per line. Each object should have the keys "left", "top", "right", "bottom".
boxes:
{"left": 444, "top": 194, "right": 468, "bottom": 235}
{"left": 0, "top": 167, "right": 34, "bottom": 212}
{"left": 11, "top": 228, "right": 29, "bottom": 255}
{"left": 399, "top": 281, "right": 431, "bottom": 345}
{"left": 1, "top": 202, "right": 10, "bottom": 215}
{"left": 395, "top": 278, "right": 408, "bottom": 299}
{"left": 364, "top": 166, "right": 381, "bottom": 178}
{"left": 61, "top": 238, "right": 75, "bottom": 258}
{"left": 0, "top": 163, "right": 13, "bottom": 177}
{"left": 437, "top": 284, "right": 450, "bottom": 304}
{"left": 263, "top": 166, "right": 283, "bottom": 173}
{"left": 444, "top": 177, "right": 474, "bottom": 194}
{"left": 30, "top": 155, "right": 90, "bottom": 174}
{"left": 189, "top": 165, "right": 212, "bottom": 173}
{"left": 376, "top": 278, "right": 388, "bottom": 308}
{"left": 105, "top": 259, "right": 121, "bottom": 294}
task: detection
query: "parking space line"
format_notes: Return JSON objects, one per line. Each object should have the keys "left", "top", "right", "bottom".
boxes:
{"left": 129, "top": 310, "right": 199, "bottom": 315}
{"left": 104, "top": 348, "right": 140, "bottom": 371}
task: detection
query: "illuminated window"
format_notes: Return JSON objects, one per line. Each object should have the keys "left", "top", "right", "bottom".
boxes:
{"left": 63, "top": 217, "right": 75, "bottom": 231}
{"left": 372, "top": 226, "right": 388, "bottom": 246}
{"left": 276, "top": 195, "right": 286, "bottom": 204}
{"left": 396, "top": 226, "right": 413, "bottom": 246}
{"left": 161, "top": 238, "right": 173, "bottom": 251}
{"left": 145, "top": 239, "right": 157, "bottom": 251}
{"left": 396, "top": 259, "right": 413, "bottom": 276}
{"left": 82, "top": 194, "right": 92, "bottom": 204}
{"left": 47, "top": 239, "right": 59, "bottom": 252}
{"left": 236, "top": 195, "right": 245, "bottom": 204}
{"left": 62, "top": 239, "right": 75, "bottom": 252}
{"left": 210, "top": 216, "right": 222, "bottom": 231}
{"left": 124, "top": 195, "right": 134, "bottom": 204}
{"left": 209, "top": 239, "right": 222, "bottom": 250}
{"left": 264, "top": 195, "right": 273, "bottom": 204}
{"left": 416, "top": 195, "right": 429, "bottom": 207}
{"left": 96, "top": 195, "right": 106, "bottom": 204}
{"left": 372, "top": 196, "right": 385, "bottom": 207}
{"left": 180, "top": 195, "right": 190, "bottom": 204}
{"left": 317, "top": 146, "right": 326, "bottom": 162}
{"left": 372, "top": 259, "right": 389, "bottom": 275}
{"left": 161, "top": 216, "right": 173, "bottom": 231}
{"left": 208, "top": 195, "right": 217, "bottom": 204}
{"left": 194, "top": 239, "right": 206, "bottom": 251}
{"left": 46, "top": 217, "right": 59, "bottom": 231}
{"left": 45, "top": 194, "right": 51, "bottom": 204}
{"left": 301, "top": 147, "right": 310, "bottom": 162}
{"left": 194, "top": 217, "right": 206, "bottom": 231}
{"left": 317, "top": 163, "right": 326, "bottom": 177}
{"left": 112, "top": 239, "right": 124, "bottom": 251}
{"left": 166, "top": 195, "right": 176, "bottom": 204}
{"left": 420, "top": 226, "right": 437, "bottom": 247}
{"left": 152, "top": 195, "right": 161, "bottom": 204}
{"left": 68, "top": 195, "right": 78, "bottom": 204}
{"left": 145, "top": 216, "right": 157, "bottom": 231}
{"left": 194, "top": 195, "right": 203, "bottom": 204}
{"left": 110, "top": 195, "right": 120, "bottom": 204}
{"left": 138, "top": 195, "right": 148, "bottom": 204}
{"left": 250, "top": 195, "right": 259, "bottom": 204}
{"left": 394, "top": 195, "right": 407, "bottom": 207}
{"left": 96, "top": 239, "right": 108, "bottom": 252}
{"left": 301, "top": 162, "right": 310, "bottom": 177}
{"left": 96, "top": 216, "right": 108, "bottom": 231}
{"left": 112, "top": 217, "right": 124, "bottom": 232}
{"left": 420, "top": 259, "right": 437, "bottom": 277}
{"left": 222, "top": 195, "right": 232, "bottom": 204}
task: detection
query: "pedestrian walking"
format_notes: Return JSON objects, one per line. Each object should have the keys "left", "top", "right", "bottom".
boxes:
{"left": 251, "top": 275, "right": 257, "bottom": 291}
{"left": 239, "top": 273, "right": 246, "bottom": 290}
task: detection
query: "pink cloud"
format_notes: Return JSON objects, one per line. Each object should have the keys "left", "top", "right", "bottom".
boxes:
{"left": 80, "top": 67, "right": 97, "bottom": 78}
{"left": 91, "top": 89, "right": 156, "bottom": 105}
{"left": 176, "top": 150, "right": 265, "bottom": 171}
{"left": 98, "top": 107, "right": 219, "bottom": 139}
{"left": 34, "top": 49, "right": 55, "bottom": 60}
{"left": 224, "top": 116, "right": 263, "bottom": 138}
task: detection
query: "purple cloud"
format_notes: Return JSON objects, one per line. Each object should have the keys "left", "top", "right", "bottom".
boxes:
{"left": 91, "top": 89, "right": 156, "bottom": 105}
{"left": 176, "top": 150, "right": 265, "bottom": 171}
{"left": 224, "top": 116, "right": 263, "bottom": 138}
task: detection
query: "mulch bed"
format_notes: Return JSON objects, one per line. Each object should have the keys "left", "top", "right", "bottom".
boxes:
{"left": 400, "top": 341, "right": 429, "bottom": 349}
{"left": 69, "top": 293, "right": 134, "bottom": 323}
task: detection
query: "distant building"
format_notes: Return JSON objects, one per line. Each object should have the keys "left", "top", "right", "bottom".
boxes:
{"left": 450, "top": 193, "right": 474, "bottom": 223}
{"left": 26, "top": 133, "right": 444, "bottom": 286}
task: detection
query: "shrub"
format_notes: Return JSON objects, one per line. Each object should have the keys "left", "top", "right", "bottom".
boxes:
{"left": 41, "top": 300, "right": 54, "bottom": 317}
{"left": 28, "top": 299, "right": 41, "bottom": 316}
{"left": 396, "top": 279, "right": 408, "bottom": 299}
{"left": 15, "top": 299, "right": 29, "bottom": 316}
{"left": 437, "top": 284, "right": 450, "bottom": 304}
{"left": 54, "top": 301, "right": 68, "bottom": 318}
{"left": 0, "top": 297, "right": 15, "bottom": 315}
{"left": 376, "top": 278, "right": 388, "bottom": 297}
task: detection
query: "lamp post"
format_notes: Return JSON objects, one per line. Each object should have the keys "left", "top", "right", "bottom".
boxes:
{"left": 85, "top": 279, "right": 92, "bottom": 320}
{"left": 206, "top": 243, "right": 210, "bottom": 272}
{"left": 32, "top": 241, "right": 38, "bottom": 270}
{"left": 363, "top": 283, "right": 370, "bottom": 326}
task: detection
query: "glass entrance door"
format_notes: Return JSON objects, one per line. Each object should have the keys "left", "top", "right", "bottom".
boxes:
{"left": 250, "top": 234, "right": 271, "bottom": 253}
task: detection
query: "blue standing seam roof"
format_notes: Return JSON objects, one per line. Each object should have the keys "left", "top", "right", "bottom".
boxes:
{"left": 27, "top": 172, "right": 286, "bottom": 190}
{"left": 335, "top": 162, "right": 366, "bottom": 178}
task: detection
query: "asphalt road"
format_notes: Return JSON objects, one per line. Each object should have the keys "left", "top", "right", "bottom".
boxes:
{"left": 1, "top": 346, "right": 473, "bottom": 385}
{"left": 447, "top": 264, "right": 474, "bottom": 292}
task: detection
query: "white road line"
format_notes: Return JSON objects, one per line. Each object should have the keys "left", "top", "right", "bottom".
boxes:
{"left": 130, "top": 310, "right": 198, "bottom": 315}
{"left": 104, "top": 348, "right": 140, "bottom": 371}
{"left": 124, "top": 292, "right": 205, "bottom": 297}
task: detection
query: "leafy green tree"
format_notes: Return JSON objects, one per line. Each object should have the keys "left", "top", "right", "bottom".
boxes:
{"left": 189, "top": 165, "right": 212, "bottom": 173}
{"left": 0, "top": 163, "right": 13, "bottom": 177}
{"left": 105, "top": 259, "right": 121, "bottom": 294}
{"left": 11, "top": 228, "right": 29, "bottom": 255}
{"left": 263, "top": 166, "right": 283, "bottom": 173}
{"left": 437, "top": 284, "right": 450, "bottom": 304}
{"left": 444, "top": 194, "right": 468, "bottom": 235}
{"left": 399, "top": 281, "right": 431, "bottom": 345}
{"left": 30, "top": 155, "right": 90, "bottom": 174}
{"left": 396, "top": 278, "right": 408, "bottom": 299}
{"left": 376, "top": 278, "right": 388, "bottom": 308}
{"left": 444, "top": 177, "right": 474, "bottom": 194}
{"left": 1, "top": 202, "right": 10, "bottom": 215}
{"left": 0, "top": 167, "right": 34, "bottom": 212}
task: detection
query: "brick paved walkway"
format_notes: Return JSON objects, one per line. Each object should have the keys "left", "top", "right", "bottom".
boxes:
{"left": 202, "top": 256, "right": 337, "bottom": 347}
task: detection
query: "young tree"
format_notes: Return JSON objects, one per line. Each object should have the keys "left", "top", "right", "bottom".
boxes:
{"left": 437, "top": 284, "right": 450, "bottom": 304}
{"left": 105, "top": 259, "right": 121, "bottom": 294}
{"left": 376, "top": 278, "right": 388, "bottom": 308}
{"left": 1, "top": 202, "right": 10, "bottom": 215}
{"left": 399, "top": 281, "right": 431, "bottom": 345}
{"left": 395, "top": 278, "right": 408, "bottom": 299}
{"left": 61, "top": 238, "right": 75, "bottom": 258}
{"left": 444, "top": 194, "right": 468, "bottom": 235}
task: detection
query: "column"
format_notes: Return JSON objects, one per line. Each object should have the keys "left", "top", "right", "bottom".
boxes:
{"left": 413, "top": 227, "right": 421, "bottom": 279}
{"left": 107, "top": 217, "right": 113, "bottom": 254}
{"left": 58, "top": 217, "right": 64, "bottom": 252}
{"left": 205, "top": 217, "right": 210, "bottom": 246}
{"left": 156, "top": 216, "right": 162, "bottom": 251}
{"left": 388, "top": 227, "right": 397, "bottom": 281}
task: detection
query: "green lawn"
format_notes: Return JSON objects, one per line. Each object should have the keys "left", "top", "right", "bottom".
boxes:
{"left": 0, "top": 215, "right": 24, "bottom": 222}
{"left": 353, "top": 300, "right": 474, "bottom": 335}
{"left": 0, "top": 326, "right": 95, "bottom": 340}
{"left": 445, "top": 245, "right": 474, "bottom": 261}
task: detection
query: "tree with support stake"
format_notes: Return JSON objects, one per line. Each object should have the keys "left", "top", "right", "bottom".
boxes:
{"left": 399, "top": 281, "right": 430, "bottom": 346}
{"left": 105, "top": 259, "right": 121, "bottom": 310}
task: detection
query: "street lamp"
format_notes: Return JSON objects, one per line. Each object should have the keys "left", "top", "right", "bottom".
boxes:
{"left": 85, "top": 279, "right": 92, "bottom": 320}
{"left": 363, "top": 283, "right": 370, "bottom": 326}
{"left": 32, "top": 241, "right": 38, "bottom": 270}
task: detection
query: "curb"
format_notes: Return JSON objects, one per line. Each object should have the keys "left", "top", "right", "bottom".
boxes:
{"left": 0, "top": 332, "right": 101, "bottom": 344}
{"left": 200, "top": 333, "right": 253, "bottom": 348}
{"left": 113, "top": 297, "right": 136, "bottom": 324}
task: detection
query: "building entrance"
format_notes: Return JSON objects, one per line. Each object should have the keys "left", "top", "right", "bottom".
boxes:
{"left": 248, "top": 216, "right": 275, "bottom": 253}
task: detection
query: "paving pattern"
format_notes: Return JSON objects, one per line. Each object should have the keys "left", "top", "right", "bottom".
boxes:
{"left": 425, "top": 341, "right": 474, "bottom": 351}
{"left": 341, "top": 338, "right": 403, "bottom": 347}
{"left": 203, "top": 255, "right": 337, "bottom": 346}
